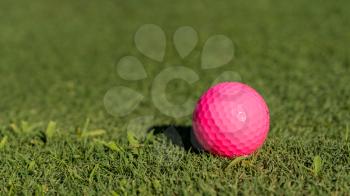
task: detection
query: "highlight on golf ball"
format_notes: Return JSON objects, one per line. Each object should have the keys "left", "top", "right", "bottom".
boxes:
{"left": 192, "top": 82, "right": 270, "bottom": 158}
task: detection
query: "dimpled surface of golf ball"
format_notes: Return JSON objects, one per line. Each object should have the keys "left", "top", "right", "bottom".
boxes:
{"left": 192, "top": 82, "right": 270, "bottom": 157}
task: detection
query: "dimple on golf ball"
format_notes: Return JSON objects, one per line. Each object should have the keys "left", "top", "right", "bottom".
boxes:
{"left": 192, "top": 82, "right": 270, "bottom": 157}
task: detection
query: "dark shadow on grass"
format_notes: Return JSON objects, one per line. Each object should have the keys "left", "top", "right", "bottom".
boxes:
{"left": 148, "top": 125, "right": 202, "bottom": 153}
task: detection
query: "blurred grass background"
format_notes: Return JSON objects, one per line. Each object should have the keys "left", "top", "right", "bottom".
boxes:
{"left": 0, "top": 0, "right": 349, "bottom": 194}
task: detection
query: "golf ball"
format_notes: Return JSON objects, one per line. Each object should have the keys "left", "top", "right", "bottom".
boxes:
{"left": 192, "top": 82, "right": 270, "bottom": 157}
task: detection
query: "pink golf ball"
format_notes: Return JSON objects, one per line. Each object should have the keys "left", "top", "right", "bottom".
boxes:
{"left": 192, "top": 82, "right": 270, "bottom": 158}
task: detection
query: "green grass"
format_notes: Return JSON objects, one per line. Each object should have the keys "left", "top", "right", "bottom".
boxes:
{"left": 1, "top": 0, "right": 350, "bottom": 194}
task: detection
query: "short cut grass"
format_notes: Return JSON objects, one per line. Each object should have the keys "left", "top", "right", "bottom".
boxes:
{"left": 0, "top": 0, "right": 349, "bottom": 194}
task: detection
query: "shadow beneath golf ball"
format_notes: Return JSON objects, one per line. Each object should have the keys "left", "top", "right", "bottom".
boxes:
{"left": 148, "top": 125, "right": 202, "bottom": 153}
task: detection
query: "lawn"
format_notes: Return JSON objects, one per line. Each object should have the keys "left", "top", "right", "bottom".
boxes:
{"left": 0, "top": 0, "right": 350, "bottom": 195}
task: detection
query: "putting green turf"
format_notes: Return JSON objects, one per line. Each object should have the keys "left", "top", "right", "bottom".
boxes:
{"left": 0, "top": 0, "right": 350, "bottom": 194}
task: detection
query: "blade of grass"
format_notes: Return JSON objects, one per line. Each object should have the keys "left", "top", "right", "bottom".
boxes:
{"left": 94, "top": 139, "right": 123, "bottom": 152}
{"left": 225, "top": 156, "right": 246, "bottom": 171}
{"left": 9, "top": 123, "right": 20, "bottom": 134}
{"left": 127, "top": 132, "right": 140, "bottom": 148}
{"left": 0, "top": 136, "right": 8, "bottom": 149}
{"left": 312, "top": 155, "right": 322, "bottom": 176}
{"left": 45, "top": 121, "right": 57, "bottom": 139}
{"left": 89, "top": 164, "right": 99, "bottom": 184}
{"left": 81, "top": 129, "right": 106, "bottom": 138}
{"left": 83, "top": 118, "right": 91, "bottom": 133}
